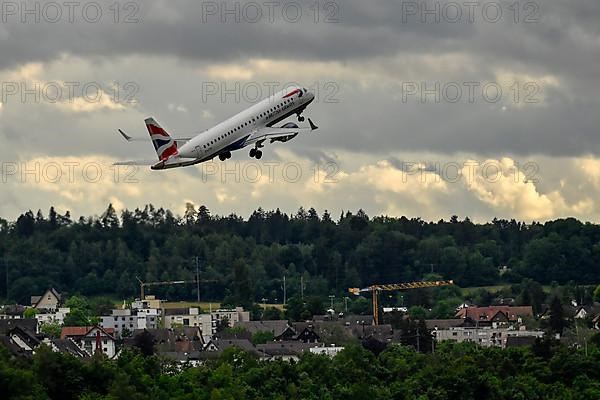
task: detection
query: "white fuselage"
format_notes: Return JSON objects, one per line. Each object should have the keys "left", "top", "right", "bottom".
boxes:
{"left": 178, "top": 86, "right": 315, "bottom": 161}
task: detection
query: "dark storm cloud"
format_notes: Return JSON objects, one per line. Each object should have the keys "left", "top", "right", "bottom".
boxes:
{"left": 1, "top": 0, "right": 600, "bottom": 159}
{"left": 0, "top": 1, "right": 598, "bottom": 74}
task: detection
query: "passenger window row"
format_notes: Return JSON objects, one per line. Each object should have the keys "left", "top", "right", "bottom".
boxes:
{"left": 202, "top": 98, "right": 296, "bottom": 148}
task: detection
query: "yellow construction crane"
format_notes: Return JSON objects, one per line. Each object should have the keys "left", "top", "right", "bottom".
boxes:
{"left": 348, "top": 280, "right": 454, "bottom": 325}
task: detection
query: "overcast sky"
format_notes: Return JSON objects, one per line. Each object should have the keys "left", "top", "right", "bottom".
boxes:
{"left": 1, "top": 0, "right": 599, "bottom": 222}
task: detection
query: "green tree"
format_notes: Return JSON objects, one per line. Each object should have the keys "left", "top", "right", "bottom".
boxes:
{"left": 262, "top": 306, "right": 283, "bottom": 320}
{"left": 408, "top": 306, "right": 428, "bottom": 320}
{"left": 23, "top": 308, "right": 39, "bottom": 319}
{"left": 251, "top": 330, "right": 275, "bottom": 345}
{"left": 549, "top": 296, "right": 566, "bottom": 335}
{"left": 40, "top": 323, "right": 62, "bottom": 338}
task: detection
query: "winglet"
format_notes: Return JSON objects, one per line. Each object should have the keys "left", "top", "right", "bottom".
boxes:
{"left": 308, "top": 118, "right": 319, "bottom": 131}
{"left": 118, "top": 129, "right": 133, "bottom": 141}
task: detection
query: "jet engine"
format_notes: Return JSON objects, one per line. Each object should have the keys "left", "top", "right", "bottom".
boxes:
{"left": 270, "top": 122, "right": 299, "bottom": 143}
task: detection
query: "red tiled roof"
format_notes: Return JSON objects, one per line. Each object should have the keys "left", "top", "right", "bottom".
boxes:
{"left": 61, "top": 326, "right": 115, "bottom": 339}
{"left": 456, "top": 306, "right": 533, "bottom": 322}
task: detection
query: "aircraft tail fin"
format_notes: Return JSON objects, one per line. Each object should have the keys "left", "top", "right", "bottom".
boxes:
{"left": 145, "top": 117, "right": 179, "bottom": 161}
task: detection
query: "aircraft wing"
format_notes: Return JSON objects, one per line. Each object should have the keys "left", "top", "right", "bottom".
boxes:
{"left": 243, "top": 119, "right": 318, "bottom": 146}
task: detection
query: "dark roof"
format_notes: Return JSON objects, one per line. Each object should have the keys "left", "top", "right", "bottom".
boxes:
{"left": 0, "top": 318, "right": 37, "bottom": 335}
{"left": 350, "top": 324, "right": 394, "bottom": 341}
{"left": 575, "top": 304, "right": 600, "bottom": 317}
{"left": 1, "top": 305, "right": 27, "bottom": 316}
{"left": 425, "top": 319, "right": 465, "bottom": 330}
{"left": 505, "top": 336, "right": 537, "bottom": 348}
{"left": 236, "top": 320, "right": 293, "bottom": 337}
{"left": 339, "top": 315, "right": 374, "bottom": 325}
{"left": 9, "top": 326, "right": 41, "bottom": 348}
{"left": 52, "top": 339, "right": 89, "bottom": 358}
{"left": 257, "top": 341, "right": 314, "bottom": 356}
{"left": 0, "top": 336, "right": 32, "bottom": 358}
{"left": 456, "top": 306, "right": 533, "bottom": 321}
{"left": 217, "top": 330, "right": 252, "bottom": 341}
{"left": 127, "top": 328, "right": 205, "bottom": 352}
{"left": 212, "top": 339, "right": 258, "bottom": 354}
{"left": 312, "top": 314, "right": 374, "bottom": 325}
{"left": 304, "top": 321, "right": 355, "bottom": 345}
{"left": 160, "top": 351, "right": 203, "bottom": 362}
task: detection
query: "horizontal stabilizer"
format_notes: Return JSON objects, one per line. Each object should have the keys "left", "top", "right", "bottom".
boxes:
{"left": 113, "top": 160, "right": 156, "bottom": 166}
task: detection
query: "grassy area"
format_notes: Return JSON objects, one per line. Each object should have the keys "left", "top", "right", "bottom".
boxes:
{"left": 162, "top": 301, "right": 285, "bottom": 311}
{"left": 459, "top": 285, "right": 512, "bottom": 296}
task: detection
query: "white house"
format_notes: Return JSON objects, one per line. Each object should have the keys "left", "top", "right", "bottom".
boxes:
{"left": 211, "top": 307, "right": 250, "bottom": 327}
{"left": 31, "top": 288, "right": 62, "bottom": 311}
{"left": 36, "top": 307, "right": 70, "bottom": 325}
{"left": 61, "top": 326, "right": 117, "bottom": 358}
{"left": 310, "top": 345, "right": 345, "bottom": 357}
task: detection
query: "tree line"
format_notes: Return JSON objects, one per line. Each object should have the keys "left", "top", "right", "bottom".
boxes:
{"left": 1, "top": 204, "right": 600, "bottom": 305}
{"left": 2, "top": 338, "right": 600, "bottom": 399}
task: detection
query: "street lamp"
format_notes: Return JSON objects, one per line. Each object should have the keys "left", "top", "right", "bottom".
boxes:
{"left": 261, "top": 298, "right": 268, "bottom": 320}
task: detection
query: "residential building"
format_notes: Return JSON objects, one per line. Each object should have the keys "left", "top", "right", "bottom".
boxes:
{"left": 61, "top": 326, "right": 117, "bottom": 358}
{"left": 207, "top": 338, "right": 261, "bottom": 356}
{"left": 0, "top": 318, "right": 38, "bottom": 335}
{"left": 425, "top": 319, "right": 465, "bottom": 331}
{"left": 455, "top": 306, "right": 534, "bottom": 326}
{"left": 383, "top": 307, "right": 408, "bottom": 313}
{"left": 121, "top": 327, "right": 205, "bottom": 362}
{"left": 257, "top": 341, "right": 315, "bottom": 361}
{"left": 434, "top": 326, "right": 543, "bottom": 348}
{"left": 5, "top": 326, "right": 40, "bottom": 353}
{"left": 101, "top": 309, "right": 159, "bottom": 338}
{"left": 574, "top": 303, "right": 600, "bottom": 320}
{"left": 31, "top": 288, "right": 62, "bottom": 311}
{"left": 48, "top": 338, "right": 89, "bottom": 358}
{"left": 211, "top": 307, "right": 250, "bottom": 328}
{"left": 131, "top": 295, "right": 163, "bottom": 310}
{"left": 292, "top": 322, "right": 320, "bottom": 343}
{"left": 163, "top": 307, "right": 206, "bottom": 329}
{"left": 0, "top": 305, "right": 26, "bottom": 320}
{"left": 309, "top": 345, "right": 344, "bottom": 357}
{"left": 36, "top": 307, "right": 70, "bottom": 326}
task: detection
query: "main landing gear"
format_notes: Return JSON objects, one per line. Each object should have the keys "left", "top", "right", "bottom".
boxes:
{"left": 297, "top": 114, "right": 305, "bottom": 122}
{"left": 218, "top": 152, "right": 232, "bottom": 161}
{"left": 249, "top": 148, "right": 263, "bottom": 159}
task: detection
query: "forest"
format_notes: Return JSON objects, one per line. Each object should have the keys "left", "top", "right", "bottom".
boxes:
{"left": 1, "top": 204, "right": 600, "bottom": 305}
{"left": 2, "top": 338, "right": 600, "bottom": 400}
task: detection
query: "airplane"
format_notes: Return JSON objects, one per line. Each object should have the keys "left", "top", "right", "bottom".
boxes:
{"left": 115, "top": 86, "right": 318, "bottom": 170}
